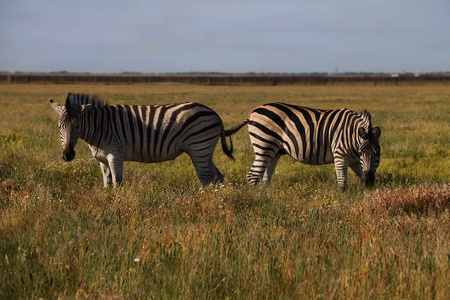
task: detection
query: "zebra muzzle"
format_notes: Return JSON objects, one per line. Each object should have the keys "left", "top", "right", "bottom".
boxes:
{"left": 364, "top": 171, "right": 375, "bottom": 187}
{"left": 62, "top": 148, "right": 76, "bottom": 162}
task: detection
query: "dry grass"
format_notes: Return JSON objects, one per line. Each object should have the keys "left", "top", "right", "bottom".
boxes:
{"left": 365, "top": 184, "right": 450, "bottom": 216}
{"left": 0, "top": 83, "right": 449, "bottom": 299}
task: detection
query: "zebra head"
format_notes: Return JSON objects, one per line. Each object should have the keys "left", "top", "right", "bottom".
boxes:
{"left": 49, "top": 95, "right": 91, "bottom": 162}
{"left": 357, "top": 125, "right": 381, "bottom": 187}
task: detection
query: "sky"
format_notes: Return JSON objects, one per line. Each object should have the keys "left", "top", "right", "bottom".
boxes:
{"left": 1, "top": 0, "right": 449, "bottom": 74}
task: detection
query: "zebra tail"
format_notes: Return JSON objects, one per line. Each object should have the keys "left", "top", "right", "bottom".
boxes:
{"left": 221, "top": 118, "right": 249, "bottom": 161}
{"left": 220, "top": 127, "right": 235, "bottom": 161}
{"left": 224, "top": 119, "right": 249, "bottom": 136}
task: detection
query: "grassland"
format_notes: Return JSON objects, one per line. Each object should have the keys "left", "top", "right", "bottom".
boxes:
{"left": 0, "top": 83, "right": 449, "bottom": 299}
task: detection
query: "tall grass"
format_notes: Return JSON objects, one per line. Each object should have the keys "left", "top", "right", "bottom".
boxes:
{"left": 0, "top": 84, "right": 449, "bottom": 299}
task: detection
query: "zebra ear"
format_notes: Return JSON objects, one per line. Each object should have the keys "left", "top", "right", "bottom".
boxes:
{"left": 373, "top": 126, "right": 381, "bottom": 138}
{"left": 65, "top": 94, "right": 72, "bottom": 109}
{"left": 49, "top": 99, "right": 63, "bottom": 113}
{"left": 358, "top": 127, "right": 369, "bottom": 140}
{"left": 81, "top": 104, "right": 92, "bottom": 113}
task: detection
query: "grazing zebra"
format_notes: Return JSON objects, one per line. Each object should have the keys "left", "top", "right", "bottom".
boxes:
{"left": 49, "top": 93, "right": 233, "bottom": 186}
{"left": 225, "top": 103, "right": 381, "bottom": 188}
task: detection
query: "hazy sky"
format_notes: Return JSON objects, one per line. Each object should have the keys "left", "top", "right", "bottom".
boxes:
{"left": 1, "top": 0, "right": 449, "bottom": 73}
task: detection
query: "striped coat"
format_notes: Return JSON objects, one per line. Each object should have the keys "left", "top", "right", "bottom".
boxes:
{"left": 50, "top": 93, "right": 233, "bottom": 186}
{"left": 225, "top": 103, "right": 381, "bottom": 188}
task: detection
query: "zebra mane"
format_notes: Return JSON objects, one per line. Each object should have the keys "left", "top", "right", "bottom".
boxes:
{"left": 65, "top": 93, "right": 108, "bottom": 109}
{"left": 359, "top": 110, "right": 372, "bottom": 126}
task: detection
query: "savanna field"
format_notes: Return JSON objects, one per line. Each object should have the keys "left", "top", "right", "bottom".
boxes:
{"left": 0, "top": 83, "right": 449, "bottom": 299}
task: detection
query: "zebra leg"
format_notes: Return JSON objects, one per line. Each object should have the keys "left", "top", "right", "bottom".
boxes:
{"left": 333, "top": 156, "right": 349, "bottom": 189}
{"left": 189, "top": 155, "right": 216, "bottom": 185}
{"left": 247, "top": 153, "right": 276, "bottom": 185}
{"left": 262, "top": 152, "right": 282, "bottom": 183}
{"left": 107, "top": 156, "right": 124, "bottom": 187}
{"left": 212, "top": 163, "right": 225, "bottom": 183}
{"left": 100, "top": 162, "right": 113, "bottom": 187}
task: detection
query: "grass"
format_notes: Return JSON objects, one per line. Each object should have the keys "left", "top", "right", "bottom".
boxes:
{"left": 0, "top": 83, "right": 449, "bottom": 299}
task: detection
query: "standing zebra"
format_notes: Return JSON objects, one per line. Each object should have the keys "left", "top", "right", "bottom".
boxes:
{"left": 49, "top": 93, "right": 233, "bottom": 186}
{"left": 225, "top": 103, "right": 381, "bottom": 188}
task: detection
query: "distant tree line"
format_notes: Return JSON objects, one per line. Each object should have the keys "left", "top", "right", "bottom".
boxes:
{"left": 1, "top": 73, "right": 449, "bottom": 86}
{"left": 1, "top": 71, "right": 449, "bottom": 77}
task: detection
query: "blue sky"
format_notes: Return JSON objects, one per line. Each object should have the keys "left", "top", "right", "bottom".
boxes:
{"left": 1, "top": 0, "right": 449, "bottom": 73}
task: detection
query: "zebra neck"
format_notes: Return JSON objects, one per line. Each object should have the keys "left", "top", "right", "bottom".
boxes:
{"left": 79, "top": 111, "right": 102, "bottom": 147}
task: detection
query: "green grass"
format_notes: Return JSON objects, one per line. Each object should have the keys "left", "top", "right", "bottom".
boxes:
{"left": 0, "top": 83, "right": 449, "bottom": 299}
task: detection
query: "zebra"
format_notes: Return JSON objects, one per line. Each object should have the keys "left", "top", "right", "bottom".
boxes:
{"left": 49, "top": 93, "right": 234, "bottom": 187}
{"left": 225, "top": 103, "right": 381, "bottom": 188}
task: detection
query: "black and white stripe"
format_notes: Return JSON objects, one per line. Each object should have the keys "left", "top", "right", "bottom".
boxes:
{"left": 225, "top": 102, "right": 381, "bottom": 188}
{"left": 50, "top": 93, "right": 233, "bottom": 186}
